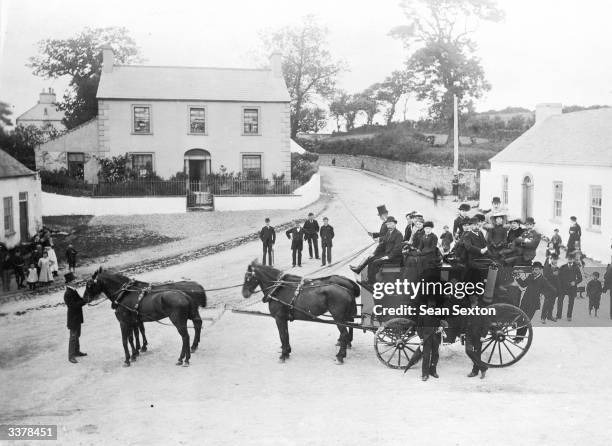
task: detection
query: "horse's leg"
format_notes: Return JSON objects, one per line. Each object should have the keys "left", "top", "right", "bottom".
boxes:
{"left": 347, "top": 327, "right": 354, "bottom": 349}
{"left": 127, "top": 326, "right": 139, "bottom": 361}
{"left": 335, "top": 324, "right": 349, "bottom": 364}
{"left": 191, "top": 311, "right": 202, "bottom": 353}
{"left": 132, "top": 325, "right": 141, "bottom": 355}
{"left": 275, "top": 317, "right": 290, "bottom": 362}
{"left": 120, "top": 323, "right": 131, "bottom": 367}
{"left": 170, "top": 312, "right": 191, "bottom": 366}
{"left": 139, "top": 321, "right": 148, "bottom": 352}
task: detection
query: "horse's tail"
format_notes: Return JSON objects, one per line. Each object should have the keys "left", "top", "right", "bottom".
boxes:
{"left": 196, "top": 289, "right": 208, "bottom": 308}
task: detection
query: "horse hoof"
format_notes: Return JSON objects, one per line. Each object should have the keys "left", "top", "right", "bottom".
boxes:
{"left": 123, "top": 362, "right": 130, "bottom": 367}
{"left": 190, "top": 346, "right": 198, "bottom": 353}
{"left": 278, "top": 356, "right": 286, "bottom": 363}
{"left": 183, "top": 362, "right": 190, "bottom": 367}
{"left": 335, "top": 358, "right": 344, "bottom": 365}
{"left": 176, "top": 360, "right": 183, "bottom": 366}
{"left": 140, "top": 346, "right": 147, "bottom": 352}
{"left": 131, "top": 355, "right": 138, "bottom": 361}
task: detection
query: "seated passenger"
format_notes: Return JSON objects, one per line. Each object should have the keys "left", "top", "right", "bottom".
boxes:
{"left": 487, "top": 212, "right": 508, "bottom": 259}
{"left": 502, "top": 217, "right": 541, "bottom": 266}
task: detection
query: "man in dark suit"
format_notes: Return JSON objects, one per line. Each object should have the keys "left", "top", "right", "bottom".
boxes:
{"left": 516, "top": 262, "right": 556, "bottom": 336}
{"left": 303, "top": 213, "right": 320, "bottom": 260}
{"left": 319, "top": 217, "right": 334, "bottom": 266}
{"left": 453, "top": 203, "right": 471, "bottom": 238}
{"left": 463, "top": 217, "right": 489, "bottom": 285}
{"left": 464, "top": 294, "right": 489, "bottom": 379}
{"left": 558, "top": 255, "right": 583, "bottom": 321}
{"left": 542, "top": 254, "right": 561, "bottom": 322}
{"left": 364, "top": 216, "right": 404, "bottom": 284}
{"left": 350, "top": 205, "right": 389, "bottom": 274}
{"left": 64, "top": 272, "right": 87, "bottom": 363}
{"left": 259, "top": 218, "right": 276, "bottom": 266}
{"left": 286, "top": 223, "right": 306, "bottom": 267}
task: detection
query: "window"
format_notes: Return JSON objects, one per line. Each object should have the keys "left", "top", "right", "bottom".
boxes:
{"left": 502, "top": 175, "right": 509, "bottom": 206}
{"left": 3, "top": 197, "right": 14, "bottom": 234}
{"left": 189, "top": 107, "right": 206, "bottom": 134}
{"left": 242, "top": 154, "right": 262, "bottom": 179}
{"left": 589, "top": 186, "right": 602, "bottom": 229}
{"left": 243, "top": 108, "right": 259, "bottom": 134}
{"left": 133, "top": 106, "right": 151, "bottom": 133}
{"left": 19, "top": 192, "right": 28, "bottom": 202}
{"left": 131, "top": 154, "right": 154, "bottom": 178}
{"left": 67, "top": 152, "right": 85, "bottom": 179}
{"left": 553, "top": 182, "right": 563, "bottom": 219}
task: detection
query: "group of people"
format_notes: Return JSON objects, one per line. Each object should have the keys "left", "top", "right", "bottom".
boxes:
{"left": 0, "top": 227, "right": 79, "bottom": 293}
{"left": 259, "top": 213, "right": 335, "bottom": 268}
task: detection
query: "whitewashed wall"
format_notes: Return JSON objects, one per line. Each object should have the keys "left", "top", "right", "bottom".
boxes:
{"left": 0, "top": 175, "right": 43, "bottom": 248}
{"left": 42, "top": 193, "right": 186, "bottom": 216}
{"left": 480, "top": 162, "right": 611, "bottom": 263}
{"left": 214, "top": 173, "right": 320, "bottom": 211}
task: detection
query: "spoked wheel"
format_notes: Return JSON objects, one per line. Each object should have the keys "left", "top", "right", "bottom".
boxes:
{"left": 374, "top": 318, "right": 419, "bottom": 369}
{"left": 480, "top": 303, "right": 533, "bottom": 368}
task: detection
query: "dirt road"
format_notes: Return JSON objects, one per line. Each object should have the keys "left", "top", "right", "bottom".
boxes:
{"left": 1, "top": 167, "right": 611, "bottom": 446}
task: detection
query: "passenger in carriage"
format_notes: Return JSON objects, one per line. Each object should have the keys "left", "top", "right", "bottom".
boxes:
{"left": 350, "top": 216, "right": 403, "bottom": 286}
{"left": 487, "top": 212, "right": 508, "bottom": 259}
{"left": 505, "top": 218, "right": 524, "bottom": 246}
{"left": 502, "top": 217, "right": 541, "bottom": 266}
{"left": 453, "top": 203, "right": 471, "bottom": 239}
{"left": 439, "top": 225, "right": 454, "bottom": 255}
{"left": 350, "top": 205, "right": 390, "bottom": 275}
{"left": 403, "top": 217, "right": 425, "bottom": 251}
{"left": 403, "top": 211, "right": 420, "bottom": 242}
{"left": 450, "top": 221, "right": 472, "bottom": 266}
{"left": 416, "top": 221, "right": 440, "bottom": 269}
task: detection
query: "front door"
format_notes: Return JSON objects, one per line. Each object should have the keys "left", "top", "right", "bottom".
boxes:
{"left": 19, "top": 192, "right": 29, "bottom": 242}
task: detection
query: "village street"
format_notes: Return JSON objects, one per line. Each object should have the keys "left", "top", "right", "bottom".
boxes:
{"left": 1, "top": 167, "right": 611, "bottom": 446}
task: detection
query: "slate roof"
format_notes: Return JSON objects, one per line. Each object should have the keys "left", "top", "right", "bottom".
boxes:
{"left": 0, "top": 150, "right": 36, "bottom": 179}
{"left": 490, "top": 107, "right": 612, "bottom": 167}
{"left": 97, "top": 65, "right": 290, "bottom": 102}
{"left": 16, "top": 103, "right": 64, "bottom": 123}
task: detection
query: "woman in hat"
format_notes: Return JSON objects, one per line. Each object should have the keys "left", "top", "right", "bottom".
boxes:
{"left": 453, "top": 204, "right": 471, "bottom": 238}
{"left": 417, "top": 221, "right": 439, "bottom": 269}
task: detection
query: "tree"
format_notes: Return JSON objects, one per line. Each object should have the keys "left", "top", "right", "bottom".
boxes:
{"left": 370, "top": 70, "right": 413, "bottom": 125}
{"left": 29, "top": 27, "right": 141, "bottom": 129}
{"left": 329, "top": 91, "right": 350, "bottom": 132}
{"left": 0, "top": 101, "right": 12, "bottom": 128}
{"left": 297, "top": 106, "right": 328, "bottom": 133}
{"left": 261, "top": 16, "right": 345, "bottom": 138}
{"left": 355, "top": 89, "right": 379, "bottom": 125}
{"left": 391, "top": 0, "right": 504, "bottom": 145}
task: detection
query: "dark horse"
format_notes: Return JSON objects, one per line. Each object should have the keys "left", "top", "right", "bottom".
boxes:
{"left": 84, "top": 268, "right": 207, "bottom": 367}
{"left": 242, "top": 260, "right": 360, "bottom": 364}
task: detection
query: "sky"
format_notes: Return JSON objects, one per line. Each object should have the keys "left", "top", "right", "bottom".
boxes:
{"left": 1, "top": 0, "right": 611, "bottom": 123}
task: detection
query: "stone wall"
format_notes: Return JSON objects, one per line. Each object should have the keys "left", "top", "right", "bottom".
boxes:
{"left": 318, "top": 153, "right": 479, "bottom": 197}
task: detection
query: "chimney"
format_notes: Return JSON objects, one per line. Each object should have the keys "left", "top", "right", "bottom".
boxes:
{"left": 535, "top": 103, "right": 563, "bottom": 124}
{"left": 270, "top": 52, "right": 282, "bottom": 77}
{"left": 39, "top": 87, "right": 56, "bottom": 104}
{"left": 102, "top": 45, "right": 114, "bottom": 73}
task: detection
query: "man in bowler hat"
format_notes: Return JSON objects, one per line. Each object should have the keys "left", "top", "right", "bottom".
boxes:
{"left": 259, "top": 218, "right": 276, "bottom": 265}
{"left": 64, "top": 272, "right": 87, "bottom": 363}
{"left": 303, "top": 212, "right": 320, "bottom": 260}
{"left": 286, "top": 223, "right": 306, "bottom": 267}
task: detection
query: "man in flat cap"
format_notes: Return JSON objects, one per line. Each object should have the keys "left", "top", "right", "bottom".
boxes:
{"left": 64, "top": 272, "right": 87, "bottom": 363}
{"left": 303, "top": 212, "right": 320, "bottom": 260}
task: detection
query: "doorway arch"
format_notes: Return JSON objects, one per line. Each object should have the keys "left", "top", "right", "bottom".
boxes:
{"left": 184, "top": 149, "right": 211, "bottom": 187}
{"left": 521, "top": 174, "right": 534, "bottom": 221}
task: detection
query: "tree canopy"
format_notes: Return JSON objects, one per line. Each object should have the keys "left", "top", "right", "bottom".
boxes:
{"left": 29, "top": 27, "right": 141, "bottom": 129}
{"left": 260, "top": 16, "right": 345, "bottom": 138}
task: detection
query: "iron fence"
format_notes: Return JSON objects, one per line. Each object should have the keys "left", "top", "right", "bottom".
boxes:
{"left": 42, "top": 178, "right": 302, "bottom": 197}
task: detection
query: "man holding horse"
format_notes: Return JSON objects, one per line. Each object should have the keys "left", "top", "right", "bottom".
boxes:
{"left": 64, "top": 272, "right": 87, "bottom": 364}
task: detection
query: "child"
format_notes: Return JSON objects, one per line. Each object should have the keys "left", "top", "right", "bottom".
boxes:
{"left": 65, "top": 244, "right": 78, "bottom": 272}
{"left": 550, "top": 229, "right": 562, "bottom": 256}
{"left": 545, "top": 242, "right": 556, "bottom": 265}
{"left": 587, "top": 272, "right": 603, "bottom": 317}
{"left": 439, "top": 225, "right": 454, "bottom": 254}
{"left": 27, "top": 263, "right": 38, "bottom": 290}
{"left": 38, "top": 250, "right": 54, "bottom": 285}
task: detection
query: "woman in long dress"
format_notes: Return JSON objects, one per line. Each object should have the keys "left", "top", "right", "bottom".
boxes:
{"left": 38, "top": 251, "right": 54, "bottom": 284}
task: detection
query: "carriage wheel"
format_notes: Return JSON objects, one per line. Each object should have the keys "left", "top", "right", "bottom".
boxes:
{"left": 374, "top": 318, "right": 419, "bottom": 369}
{"left": 479, "top": 303, "right": 533, "bottom": 368}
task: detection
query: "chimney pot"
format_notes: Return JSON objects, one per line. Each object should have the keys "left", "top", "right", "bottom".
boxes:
{"left": 535, "top": 103, "right": 563, "bottom": 124}
{"left": 102, "top": 45, "right": 114, "bottom": 74}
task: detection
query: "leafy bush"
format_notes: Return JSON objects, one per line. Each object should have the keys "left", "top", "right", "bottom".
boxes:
{"left": 291, "top": 152, "right": 319, "bottom": 184}
{"left": 40, "top": 169, "right": 93, "bottom": 196}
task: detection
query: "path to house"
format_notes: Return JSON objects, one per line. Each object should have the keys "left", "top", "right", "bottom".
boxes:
{"left": 1, "top": 166, "right": 611, "bottom": 445}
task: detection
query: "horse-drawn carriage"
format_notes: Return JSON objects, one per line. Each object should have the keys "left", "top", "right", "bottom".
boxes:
{"left": 239, "top": 254, "right": 534, "bottom": 370}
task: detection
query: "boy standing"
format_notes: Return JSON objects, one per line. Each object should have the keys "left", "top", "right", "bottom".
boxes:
{"left": 587, "top": 272, "right": 603, "bottom": 317}
{"left": 550, "top": 229, "right": 562, "bottom": 256}
{"left": 65, "top": 244, "right": 78, "bottom": 273}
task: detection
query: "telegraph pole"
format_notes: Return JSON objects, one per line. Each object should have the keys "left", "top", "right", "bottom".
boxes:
{"left": 453, "top": 93, "right": 459, "bottom": 174}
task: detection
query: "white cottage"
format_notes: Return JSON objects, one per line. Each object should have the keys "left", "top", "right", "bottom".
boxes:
{"left": 0, "top": 151, "right": 43, "bottom": 248}
{"left": 36, "top": 47, "right": 291, "bottom": 184}
{"left": 16, "top": 88, "right": 65, "bottom": 132}
{"left": 479, "top": 104, "right": 612, "bottom": 263}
